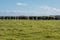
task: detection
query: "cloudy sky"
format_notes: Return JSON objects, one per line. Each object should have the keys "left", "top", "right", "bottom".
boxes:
{"left": 0, "top": 0, "right": 60, "bottom": 16}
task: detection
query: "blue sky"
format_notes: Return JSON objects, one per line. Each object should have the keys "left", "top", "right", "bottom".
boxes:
{"left": 0, "top": 0, "right": 60, "bottom": 16}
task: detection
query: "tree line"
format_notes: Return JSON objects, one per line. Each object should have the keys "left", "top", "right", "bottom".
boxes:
{"left": 0, "top": 16, "right": 60, "bottom": 20}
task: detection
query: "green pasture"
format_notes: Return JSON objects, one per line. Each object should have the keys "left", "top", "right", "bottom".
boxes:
{"left": 0, "top": 20, "right": 60, "bottom": 40}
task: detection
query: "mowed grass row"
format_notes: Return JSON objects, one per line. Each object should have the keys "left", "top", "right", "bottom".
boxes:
{"left": 0, "top": 20, "right": 60, "bottom": 40}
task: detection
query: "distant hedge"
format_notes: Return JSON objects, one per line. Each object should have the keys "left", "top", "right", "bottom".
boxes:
{"left": 0, "top": 16, "right": 60, "bottom": 20}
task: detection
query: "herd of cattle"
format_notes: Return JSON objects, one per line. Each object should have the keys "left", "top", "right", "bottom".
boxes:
{"left": 0, "top": 15, "right": 60, "bottom": 20}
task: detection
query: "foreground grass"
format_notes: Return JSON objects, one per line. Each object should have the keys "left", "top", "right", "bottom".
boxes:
{"left": 0, "top": 20, "right": 60, "bottom": 40}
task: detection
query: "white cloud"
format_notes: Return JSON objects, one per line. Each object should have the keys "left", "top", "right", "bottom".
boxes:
{"left": 39, "top": 5, "right": 60, "bottom": 15}
{"left": 16, "top": 3, "right": 27, "bottom": 6}
{"left": 0, "top": 5, "right": 60, "bottom": 16}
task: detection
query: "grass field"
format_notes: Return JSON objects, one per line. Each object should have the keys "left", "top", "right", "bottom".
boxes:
{"left": 0, "top": 20, "right": 60, "bottom": 40}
